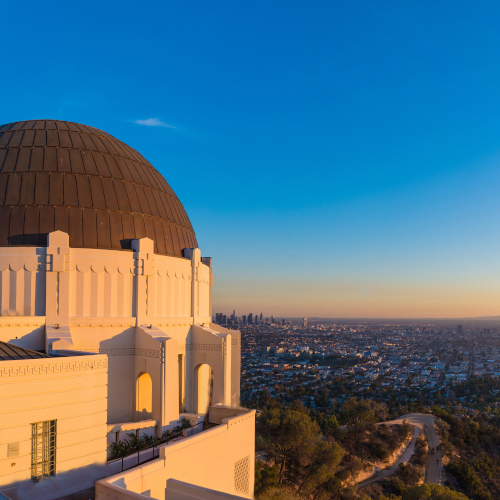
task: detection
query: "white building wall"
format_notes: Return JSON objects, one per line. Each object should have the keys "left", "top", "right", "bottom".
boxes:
{"left": 96, "top": 410, "right": 256, "bottom": 500}
{"left": 0, "top": 248, "right": 46, "bottom": 317}
{"left": 0, "top": 354, "right": 108, "bottom": 499}
{"left": 155, "top": 255, "right": 193, "bottom": 318}
{"left": 0, "top": 237, "right": 211, "bottom": 325}
{"left": 69, "top": 249, "right": 136, "bottom": 318}
{"left": 0, "top": 235, "right": 224, "bottom": 452}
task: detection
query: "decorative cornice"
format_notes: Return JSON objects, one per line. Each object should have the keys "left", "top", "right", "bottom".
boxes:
{"left": 80, "top": 348, "right": 160, "bottom": 358}
{"left": 178, "top": 343, "right": 221, "bottom": 352}
{"left": 71, "top": 323, "right": 135, "bottom": 328}
{"left": 0, "top": 322, "right": 45, "bottom": 327}
{"left": 156, "top": 322, "right": 192, "bottom": 327}
{"left": 0, "top": 358, "right": 107, "bottom": 378}
{"left": 156, "top": 267, "right": 192, "bottom": 280}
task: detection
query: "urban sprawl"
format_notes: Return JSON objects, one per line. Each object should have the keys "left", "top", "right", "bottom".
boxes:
{"left": 215, "top": 313, "right": 500, "bottom": 415}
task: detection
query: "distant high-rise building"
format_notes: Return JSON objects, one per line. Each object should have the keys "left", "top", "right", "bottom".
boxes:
{"left": 271, "top": 315, "right": 275, "bottom": 324}
{"left": 303, "top": 318, "right": 307, "bottom": 328}
{"left": 260, "top": 313, "right": 263, "bottom": 322}
{"left": 457, "top": 325, "right": 463, "bottom": 335}
{"left": 281, "top": 319, "right": 285, "bottom": 326}
{"left": 231, "top": 310, "right": 236, "bottom": 321}
{"left": 248, "top": 313, "right": 253, "bottom": 324}
{"left": 242, "top": 315, "right": 247, "bottom": 325}
{"left": 222, "top": 314, "right": 227, "bottom": 324}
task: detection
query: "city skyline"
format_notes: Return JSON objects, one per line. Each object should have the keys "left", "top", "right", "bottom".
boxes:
{"left": 213, "top": 309, "right": 500, "bottom": 322}
{"left": 3, "top": 2, "right": 500, "bottom": 317}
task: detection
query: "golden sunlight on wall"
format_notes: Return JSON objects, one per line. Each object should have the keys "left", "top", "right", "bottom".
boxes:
{"left": 195, "top": 364, "right": 212, "bottom": 415}
{"left": 136, "top": 372, "right": 153, "bottom": 421}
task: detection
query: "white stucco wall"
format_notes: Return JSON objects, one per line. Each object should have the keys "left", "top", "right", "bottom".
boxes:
{"left": 96, "top": 410, "right": 256, "bottom": 500}
{"left": 0, "top": 354, "right": 108, "bottom": 499}
{"left": 0, "top": 233, "right": 250, "bottom": 500}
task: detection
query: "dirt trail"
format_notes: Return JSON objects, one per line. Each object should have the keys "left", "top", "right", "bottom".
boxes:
{"left": 358, "top": 413, "right": 441, "bottom": 489}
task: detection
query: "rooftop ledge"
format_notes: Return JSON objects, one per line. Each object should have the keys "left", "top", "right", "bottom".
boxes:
{"left": 107, "top": 419, "right": 158, "bottom": 433}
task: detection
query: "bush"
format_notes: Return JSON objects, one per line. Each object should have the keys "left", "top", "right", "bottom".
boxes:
{"left": 255, "top": 462, "right": 279, "bottom": 496}
{"left": 470, "top": 452, "right": 498, "bottom": 479}
{"left": 412, "top": 436, "right": 429, "bottom": 468}
{"left": 397, "top": 463, "right": 421, "bottom": 486}
{"left": 394, "top": 483, "right": 471, "bottom": 499}
{"left": 447, "top": 460, "right": 491, "bottom": 500}
{"left": 108, "top": 417, "right": 193, "bottom": 460}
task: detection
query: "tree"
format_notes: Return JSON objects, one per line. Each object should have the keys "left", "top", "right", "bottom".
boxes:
{"left": 256, "top": 408, "right": 320, "bottom": 484}
{"left": 338, "top": 397, "right": 388, "bottom": 425}
{"left": 325, "top": 414, "right": 340, "bottom": 439}
{"left": 393, "top": 483, "right": 472, "bottom": 499}
{"left": 447, "top": 460, "right": 491, "bottom": 500}
{"left": 296, "top": 440, "right": 344, "bottom": 497}
{"left": 290, "top": 399, "right": 307, "bottom": 413}
{"left": 256, "top": 486, "right": 298, "bottom": 500}
{"left": 255, "top": 461, "right": 279, "bottom": 496}
{"left": 397, "top": 463, "right": 421, "bottom": 485}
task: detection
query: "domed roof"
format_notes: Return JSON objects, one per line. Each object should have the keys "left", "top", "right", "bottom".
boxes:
{"left": 0, "top": 120, "right": 197, "bottom": 257}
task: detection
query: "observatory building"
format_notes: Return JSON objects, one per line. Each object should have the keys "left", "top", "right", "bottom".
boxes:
{"left": 0, "top": 120, "right": 254, "bottom": 500}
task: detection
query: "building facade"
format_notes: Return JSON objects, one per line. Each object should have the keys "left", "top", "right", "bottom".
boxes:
{"left": 0, "top": 120, "right": 254, "bottom": 500}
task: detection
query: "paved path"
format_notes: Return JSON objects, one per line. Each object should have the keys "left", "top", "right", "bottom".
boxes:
{"left": 358, "top": 413, "right": 441, "bottom": 489}
{"left": 398, "top": 414, "right": 442, "bottom": 484}
{"left": 358, "top": 424, "right": 419, "bottom": 489}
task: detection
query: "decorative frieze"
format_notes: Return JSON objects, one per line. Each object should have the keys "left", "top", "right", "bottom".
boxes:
{"left": 178, "top": 343, "right": 221, "bottom": 352}
{"left": 0, "top": 322, "right": 44, "bottom": 328}
{"left": 81, "top": 348, "right": 160, "bottom": 358}
{"left": 0, "top": 358, "right": 108, "bottom": 378}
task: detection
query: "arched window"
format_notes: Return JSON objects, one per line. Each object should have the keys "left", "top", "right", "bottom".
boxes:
{"left": 194, "top": 364, "right": 213, "bottom": 415}
{"left": 136, "top": 372, "right": 153, "bottom": 420}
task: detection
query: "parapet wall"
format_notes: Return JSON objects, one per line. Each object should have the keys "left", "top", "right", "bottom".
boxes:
{"left": 0, "top": 235, "right": 212, "bottom": 325}
{"left": 96, "top": 409, "right": 256, "bottom": 500}
{"left": 208, "top": 406, "right": 249, "bottom": 425}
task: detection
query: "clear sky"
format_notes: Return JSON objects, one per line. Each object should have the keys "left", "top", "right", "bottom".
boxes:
{"left": 2, "top": 1, "right": 500, "bottom": 318}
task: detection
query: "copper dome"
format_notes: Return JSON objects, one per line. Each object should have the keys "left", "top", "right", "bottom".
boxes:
{"left": 0, "top": 120, "right": 197, "bottom": 257}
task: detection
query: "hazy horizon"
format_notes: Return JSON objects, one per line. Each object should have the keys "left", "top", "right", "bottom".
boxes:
{"left": 212, "top": 314, "right": 500, "bottom": 322}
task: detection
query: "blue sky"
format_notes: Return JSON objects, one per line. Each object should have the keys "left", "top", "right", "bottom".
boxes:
{"left": 2, "top": 1, "right": 500, "bottom": 317}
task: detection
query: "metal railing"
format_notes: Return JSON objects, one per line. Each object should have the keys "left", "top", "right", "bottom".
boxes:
{"left": 112, "top": 422, "right": 204, "bottom": 472}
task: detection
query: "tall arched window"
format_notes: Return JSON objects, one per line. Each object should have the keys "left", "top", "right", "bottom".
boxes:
{"left": 136, "top": 372, "right": 153, "bottom": 420}
{"left": 194, "top": 364, "right": 213, "bottom": 415}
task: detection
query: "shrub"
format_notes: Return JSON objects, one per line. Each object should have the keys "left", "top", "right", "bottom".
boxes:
{"left": 447, "top": 460, "right": 491, "bottom": 500}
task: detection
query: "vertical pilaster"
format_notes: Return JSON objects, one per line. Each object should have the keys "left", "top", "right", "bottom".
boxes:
{"left": 222, "top": 335, "right": 232, "bottom": 405}
{"left": 132, "top": 238, "right": 156, "bottom": 325}
{"left": 184, "top": 248, "right": 201, "bottom": 324}
{"left": 202, "top": 257, "right": 212, "bottom": 321}
{"left": 45, "top": 231, "right": 71, "bottom": 327}
{"left": 45, "top": 231, "right": 72, "bottom": 352}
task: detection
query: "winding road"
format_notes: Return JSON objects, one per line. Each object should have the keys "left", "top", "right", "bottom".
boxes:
{"left": 358, "top": 413, "right": 442, "bottom": 489}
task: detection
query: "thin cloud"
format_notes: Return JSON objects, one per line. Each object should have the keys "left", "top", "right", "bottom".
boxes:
{"left": 132, "top": 118, "right": 176, "bottom": 128}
